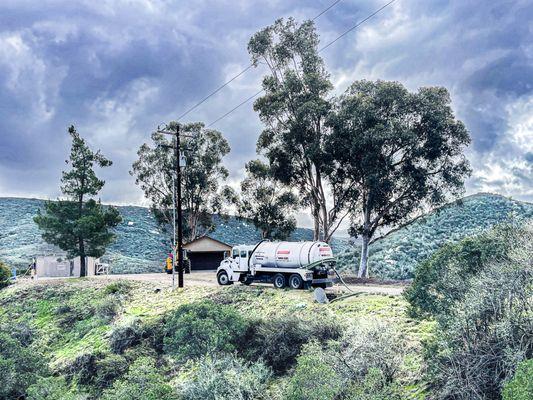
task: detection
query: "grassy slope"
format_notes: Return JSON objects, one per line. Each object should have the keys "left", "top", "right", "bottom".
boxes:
{"left": 0, "top": 279, "right": 432, "bottom": 398}
{"left": 337, "top": 193, "right": 533, "bottom": 279}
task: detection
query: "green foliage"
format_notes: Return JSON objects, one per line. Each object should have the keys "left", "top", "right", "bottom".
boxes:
{"left": 0, "top": 331, "right": 48, "bottom": 399}
{"left": 33, "top": 125, "right": 121, "bottom": 276}
{"left": 285, "top": 341, "right": 343, "bottom": 400}
{"left": 411, "top": 223, "right": 533, "bottom": 399}
{"left": 344, "top": 368, "right": 402, "bottom": 400}
{"left": 244, "top": 313, "right": 342, "bottom": 374}
{"left": 101, "top": 357, "right": 178, "bottom": 400}
{"left": 104, "top": 280, "right": 133, "bottom": 295}
{"left": 131, "top": 121, "right": 232, "bottom": 243}
{"left": 0, "top": 260, "right": 11, "bottom": 288}
{"left": 327, "top": 80, "right": 471, "bottom": 277}
{"left": 26, "top": 376, "right": 81, "bottom": 400}
{"left": 94, "top": 354, "right": 130, "bottom": 390}
{"left": 503, "top": 359, "right": 533, "bottom": 400}
{"left": 179, "top": 354, "right": 271, "bottom": 400}
{"left": 249, "top": 17, "right": 347, "bottom": 242}
{"left": 109, "top": 320, "right": 143, "bottom": 354}
{"left": 163, "top": 300, "right": 248, "bottom": 362}
{"left": 336, "top": 193, "right": 533, "bottom": 279}
{"left": 237, "top": 159, "right": 298, "bottom": 240}
{"left": 404, "top": 223, "right": 514, "bottom": 319}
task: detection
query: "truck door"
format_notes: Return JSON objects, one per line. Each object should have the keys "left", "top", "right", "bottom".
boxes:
{"left": 239, "top": 249, "right": 248, "bottom": 271}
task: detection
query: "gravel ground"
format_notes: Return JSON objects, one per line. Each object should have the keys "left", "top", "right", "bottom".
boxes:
{"left": 16, "top": 271, "right": 405, "bottom": 296}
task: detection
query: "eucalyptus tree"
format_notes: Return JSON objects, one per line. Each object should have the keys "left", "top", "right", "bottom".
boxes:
{"left": 34, "top": 126, "right": 121, "bottom": 276}
{"left": 237, "top": 159, "right": 298, "bottom": 240}
{"left": 131, "top": 122, "right": 232, "bottom": 243}
{"left": 248, "top": 18, "right": 351, "bottom": 242}
{"left": 327, "top": 80, "right": 471, "bottom": 277}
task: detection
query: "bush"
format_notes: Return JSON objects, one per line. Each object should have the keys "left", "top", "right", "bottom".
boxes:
{"left": 101, "top": 357, "right": 177, "bottom": 400}
{"left": 0, "top": 261, "right": 11, "bottom": 288}
{"left": 109, "top": 319, "right": 143, "bottom": 354}
{"left": 424, "top": 223, "right": 532, "bottom": 399}
{"left": 163, "top": 300, "right": 248, "bottom": 362}
{"left": 503, "top": 359, "right": 533, "bottom": 400}
{"left": 94, "top": 354, "right": 130, "bottom": 390}
{"left": 26, "top": 376, "right": 81, "bottom": 400}
{"left": 245, "top": 314, "right": 342, "bottom": 374}
{"left": 404, "top": 223, "right": 515, "bottom": 319}
{"left": 0, "top": 331, "right": 48, "bottom": 399}
{"left": 344, "top": 368, "right": 402, "bottom": 400}
{"left": 285, "top": 341, "right": 343, "bottom": 400}
{"left": 335, "top": 320, "right": 405, "bottom": 383}
{"left": 179, "top": 354, "right": 271, "bottom": 400}
{"left": 104, "top": 280, "right": 133, "bottom": 295}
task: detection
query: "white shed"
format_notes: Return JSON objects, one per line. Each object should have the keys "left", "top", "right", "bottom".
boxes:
{"left": 35, "top": 256, "right": 100, "bottom": 278}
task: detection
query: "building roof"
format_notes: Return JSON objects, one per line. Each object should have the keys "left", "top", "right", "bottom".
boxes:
{"left": 183, "top": 236, "right": 232, "bottom": 252}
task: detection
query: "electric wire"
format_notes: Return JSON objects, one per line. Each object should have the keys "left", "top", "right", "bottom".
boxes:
{"left": 177, "top": 0, "right": 344, "bottom": 121}
{"left": 207, "top": 0, "right": 397, "bottom": 127}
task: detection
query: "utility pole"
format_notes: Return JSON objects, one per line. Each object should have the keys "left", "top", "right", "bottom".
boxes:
{"left": 174, "top": 124, "right": 184, "bottom": 288}
{"left": 158, "top": 123, "right": 192, "bottom": 289}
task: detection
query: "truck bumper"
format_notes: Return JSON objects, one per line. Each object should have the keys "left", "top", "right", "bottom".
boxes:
{"left": 311, "top": 278, "right": 335, "bottom": 287}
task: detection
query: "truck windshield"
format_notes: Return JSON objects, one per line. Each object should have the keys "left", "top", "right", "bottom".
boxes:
{"left": 232, "top": 249, "right": 239, "bottom": 258}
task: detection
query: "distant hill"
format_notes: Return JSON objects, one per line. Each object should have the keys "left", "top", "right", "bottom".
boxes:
{"left": 1, "top": 193, "right": 530, "bottom": 277}
{"left": 0, "top": 197, "right": 348, "bottom": 274}
{"left": 336, "top": 193, "right": 533, "bottom": 279}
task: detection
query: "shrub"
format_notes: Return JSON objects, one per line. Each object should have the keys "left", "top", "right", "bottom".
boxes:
{"left": 179, "top": 354, "right": 271, "bottom": 400}
{"left": 0, "top": 261, "right": 11, "bottom": 288}
{"left": 109, "top": 320, "right": 143, "bottom": 354}
{"left": 335, "top": 320, "right": 405, "bottom": 383}
{"left": 245, "top": 314, "right": 342, "bottom": 374}
{"left": 424, "top": 223, "right": 532, "bottom": 399}
{"left": 0, "top": 331, "right": 48, "bottom": 399}
{"left": 405, "top": 223, "right": 515, "bottom": 319}
{"left": 285, "top": 341, "right": 343, "bottom": 400}
{"left": 101, "top": 357, "right": 177, "bottom": 400}
{"left": 163, "top": 300, "right": 248, "bottom": 362}
{"left": 503, "top": 359, "right": 533, "bottom": 400}
{"left": 26, "top": 376, "right": 81, "bottom": 400}
{"left": 344, "top": 368, "right": 402, "bottom": 400}
{"left": 94, "top": 297, "right": 121, "bottom": 321}
{"left": 94, "top": 354, "right": 130, "bottom": 390}
{"left": 104, "top": 280, "right": 133, "bottom": 295}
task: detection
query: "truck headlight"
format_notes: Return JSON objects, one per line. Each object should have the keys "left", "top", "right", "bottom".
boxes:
{"left": 305, "top": 272, "right": 313, "bottom": 280}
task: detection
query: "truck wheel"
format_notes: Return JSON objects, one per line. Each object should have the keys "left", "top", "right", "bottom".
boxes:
{"left": 273, "top": 273, "right": 286, "bottom": 289}
{"left": 288, "top": 274, "right": 303, "bottom": 289}
{"left": 217, "top": 271, "right": 231, "bottom": 286}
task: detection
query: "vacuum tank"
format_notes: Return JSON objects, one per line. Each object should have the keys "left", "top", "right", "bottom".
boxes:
{"left": 251, "top": 241, "right": 333, "bottom": 269}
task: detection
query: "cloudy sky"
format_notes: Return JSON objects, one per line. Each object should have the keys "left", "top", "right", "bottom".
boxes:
{"left": 0, "top": 0, "right": 532, "bottom": 222}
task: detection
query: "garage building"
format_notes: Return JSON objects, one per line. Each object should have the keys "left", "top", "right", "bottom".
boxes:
{"left": 183, "top": 236, "right": 232, "bottom": 270}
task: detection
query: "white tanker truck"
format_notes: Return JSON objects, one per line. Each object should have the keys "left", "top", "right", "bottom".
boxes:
{"left": 216, "top": 240, "right": 337, "bottom": 289}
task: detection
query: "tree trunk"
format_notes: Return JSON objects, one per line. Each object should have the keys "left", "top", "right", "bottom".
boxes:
{"left": 79, "top": 238, "right": 87, "bottom": 277}
{"left": 358, "top": 233, "right": 370, "bottom": 278}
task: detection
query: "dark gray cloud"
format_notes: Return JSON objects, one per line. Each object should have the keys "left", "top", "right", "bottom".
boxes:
{"left": 0, "top": 0, "right": 531, "bottom": 207}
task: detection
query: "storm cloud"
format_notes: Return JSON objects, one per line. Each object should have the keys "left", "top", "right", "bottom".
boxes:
{"left": 0, "top": 0, "right": 531, "bottom": 210}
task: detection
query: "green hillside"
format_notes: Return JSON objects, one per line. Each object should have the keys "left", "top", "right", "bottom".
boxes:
{"left": 336, "top": 193, "right": 533, "bottom": 278}
{"left": 0, "top": 198, "right": 348, "bottom": 274}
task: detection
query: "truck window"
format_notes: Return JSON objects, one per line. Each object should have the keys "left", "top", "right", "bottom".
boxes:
{"left": 240, "top": 250, "right": 247, "bottom": 258}
{"left": 232, "top": 249, "right": 239, "bottom": 259}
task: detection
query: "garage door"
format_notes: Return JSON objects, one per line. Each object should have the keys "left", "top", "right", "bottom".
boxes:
{"left": 188, "top": 252, "right": 225, "bottom": 270}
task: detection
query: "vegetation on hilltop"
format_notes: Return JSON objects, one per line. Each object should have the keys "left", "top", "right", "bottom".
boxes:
{"left": 337, "top": 193, "right": 533, "bottom": 279}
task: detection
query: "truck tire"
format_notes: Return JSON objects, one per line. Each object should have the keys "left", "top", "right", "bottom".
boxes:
{"left": 288, "top": 274, "right": 303, "bottom": 289}
{"left": 217, "top": 271, "right": 232, "bottom": 286}
{"left": 273, "top": 273, "right": 286, "bottom": 289}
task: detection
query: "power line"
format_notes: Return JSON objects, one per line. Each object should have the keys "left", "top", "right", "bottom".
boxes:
{"left": 177, "top": 0, "right": 343, "bottom": 121}
{"left": 207, "top": 0, "right": 397, "bottom": 127}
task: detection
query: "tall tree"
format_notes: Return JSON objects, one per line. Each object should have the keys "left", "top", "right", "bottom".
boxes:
{"left": 248, "top": 18, "right": 351, "bottom": 242}
{"left": 34, "top": 126, "right": 121, "bottom": 276}
{"left": 237, "top": 159, "right": 298, "bottom": 240}
{"left": 131, "top": 122, "right": 232, "bottom": 244}
{"left": 327, "top": 80, "right": 471, "bottom": 277}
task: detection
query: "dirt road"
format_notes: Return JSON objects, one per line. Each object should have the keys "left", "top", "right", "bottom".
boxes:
{"left": 88, "top": 271, "right": 405, "bottom": 296}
